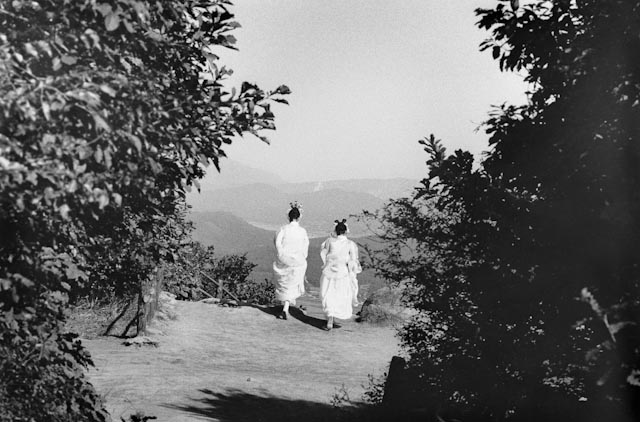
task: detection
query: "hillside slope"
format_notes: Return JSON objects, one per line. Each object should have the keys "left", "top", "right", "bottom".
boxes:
{"left": 189, "top": 211, "right": 274, "bottom": 255}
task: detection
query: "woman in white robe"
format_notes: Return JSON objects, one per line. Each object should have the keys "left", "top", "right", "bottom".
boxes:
{"left": 273, "top": 203, "right": 309, "bottom": 320}
{"left": 319, "top": 219, "right": 361, "bottom": 330}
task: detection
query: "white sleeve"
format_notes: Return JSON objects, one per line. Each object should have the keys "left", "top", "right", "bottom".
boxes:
{"left": 274, "top": 227, "right": 284, "bottom": 255}
{"left": 320, "top": 239, "right": 329, "bottom": 264}
{"left": 348, "top": 241, "right": 362, "bottom": 274}
{"left": 302, "top": 229, "right": 309, "bottom": 259}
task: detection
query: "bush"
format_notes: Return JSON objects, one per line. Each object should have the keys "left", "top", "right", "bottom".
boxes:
{"left": 0, "top": 0, "right": 288, "bottom": 419}
{"left": 233, "top": 278, "right": 276, "bottom": 305}
{"left": 362, "top": 1, "right": 640, "bottom": 419}
{"left": 163, "top": 241, "right": 274, "bottom": 304}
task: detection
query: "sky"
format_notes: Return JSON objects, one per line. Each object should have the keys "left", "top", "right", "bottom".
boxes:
{"left": 213, "top": 0, "right": 528, "bottom": 183}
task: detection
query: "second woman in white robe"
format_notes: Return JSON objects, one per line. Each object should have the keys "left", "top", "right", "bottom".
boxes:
{"left": 319, "top": 232, "right": 361, "bottom": 321}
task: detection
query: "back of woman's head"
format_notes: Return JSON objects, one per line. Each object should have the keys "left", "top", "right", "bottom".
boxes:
{"left": 334, "top": 219, "right": 348, "bottom": 235}
{"left": 288, "top": 202, "right": 301, "bottom": 221}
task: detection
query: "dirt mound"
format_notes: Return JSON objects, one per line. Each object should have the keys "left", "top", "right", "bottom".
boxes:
{"left": 358, "top": 284, "right": 414, "bottom": 326}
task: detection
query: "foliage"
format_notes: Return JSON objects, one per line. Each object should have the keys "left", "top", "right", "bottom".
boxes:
{"left": 231, "top": 277, "right": 276, "bottom": 305}
{"left": 363, "top": 1, "right": 640, "bottom": 421}
{"left": 0, "top": 0, "right": 288, "bottom": 420}
{"left": 164, "top": 241, "right": 275, "bottom": 304}
{"left": 362, "top": 373, "right": 386, "bottom": 405}
{"left": 163, "top": 242, "right": 214, "bottom": 300}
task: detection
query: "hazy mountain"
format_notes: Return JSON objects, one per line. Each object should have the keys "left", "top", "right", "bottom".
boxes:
{"left": 187, "top": 183, "right": 385, "bottom": 237}
{"left": 194, "top": 159, "right": 417, "bottom": 197}
{"left": 279, "top": 178, "right": 416, "bottom": 201}
{"left": 188, "top": 211, "right": 274, "bottom": 254}
{"left": 186, "top": 159, "right": 416, "bottom": 238}
{"left": 194, "top": 160, "right": 287, "bottom": 191}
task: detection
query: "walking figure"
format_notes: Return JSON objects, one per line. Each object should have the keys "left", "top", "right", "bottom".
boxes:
{"left": 272, "top": 202, "right": 309, "bottom": 320}
{"left": 319, "top": 219, "right": 361, "bottom": 330}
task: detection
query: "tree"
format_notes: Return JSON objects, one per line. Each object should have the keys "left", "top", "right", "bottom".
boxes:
{"left": 365, "top": 1, "right": 640, "bottom": 421}
{"left": 0, "top": 1, "right": 288, "bottom": 420}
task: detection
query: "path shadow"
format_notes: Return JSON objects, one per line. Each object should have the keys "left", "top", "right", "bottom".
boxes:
{"left": 165, "top": 388, "right": 372, "bottom": 422}
{"left": 289, "top": 306, "right": 338, "bottom": 330}
{"left": 248, "top": 304, "right": 282, "bottom": 318}
{"left": 247, "top": 304, "right": 342, "bottom": 331}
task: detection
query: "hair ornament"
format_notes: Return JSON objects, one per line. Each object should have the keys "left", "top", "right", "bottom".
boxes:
{"left": 289, "top": 201, "right": 302, "bottom": 213}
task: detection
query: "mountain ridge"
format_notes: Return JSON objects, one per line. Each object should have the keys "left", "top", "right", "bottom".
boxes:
{"left": 187, "top": 182, "right": 385, "bottom": 237}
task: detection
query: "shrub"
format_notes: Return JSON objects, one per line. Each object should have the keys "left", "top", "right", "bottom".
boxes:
{"left": 0, "top": 0, "right": 288, "bottom": 419}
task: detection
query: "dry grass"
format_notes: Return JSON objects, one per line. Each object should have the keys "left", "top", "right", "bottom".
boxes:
{"left": 66, "top": 297, "right": 137, "bottom": 339}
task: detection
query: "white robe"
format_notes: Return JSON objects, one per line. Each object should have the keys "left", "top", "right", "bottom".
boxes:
{"left": 319, "top": 235, "right": 361, "bottom": 319}
{"left": 273, "top": 221, "right": 309, "bottom": 303}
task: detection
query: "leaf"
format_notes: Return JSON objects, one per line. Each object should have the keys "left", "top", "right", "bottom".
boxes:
{"left": 84, "top": 29, "right": 101, "bottom": 49}
{"left": 26, "top": 171, "right": 37, "bottom": 185}
{"left": 58, "top": 204, "right": 70, "bottom": 220}
{"left": 42, "top": 101, "right": 51, "bottom": 120}
{"left": 15, "top": 274, "right": 35, "bottom": 288}
{"left": 92, "top": 112, "right": 111, "bottom": 132}
{"left": 103, "top": 147, "right": 112, "bottom": 168}
{"left": 36, "top": 41, "right": 52, "bottom": 56}
{"left": 60, "top": 55, "right": 77, "bottom": 65}
{"left": 65, "top": 264, "right": 87, "bottom": 281}
{"left": 128, "top": 134, "right": 142, "bottom": 153}
{"left": 123, "top": 18, "right": 135, "bottom": 33}
{"left": 95, "top": 3, "right": 112, "bottom": 16}
{"left": 275, "top": 85, "right": 291, "bottom": 95}
{"left": 94, "top": 147, "right": 103, "bottom": 163}
{"left": 628, "top": 370, "right": 640, "bottom": 387}
{"left": 98, "top": 193, "right": 109, "bottom": 209}
{"left": 99, "top": 84, "right": 116, "bottom": 97}
{"left": 105, "top": 13, "right": 120, "bottom": 31}
{"left": 24, "top": 42, "right": 38, "bottom": 57}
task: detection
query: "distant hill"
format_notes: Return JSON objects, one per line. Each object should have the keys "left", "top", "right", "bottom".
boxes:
{"left": 279, "top": 178, "right": 416, "bottom": 201}
{"left": 188, "top": 211, "right": 274, "bottom": 254}
{"left": 187, "top": 183, "right": 386, "bottom": 237}
{"left": 195, "top": 160, "right": 287, "bottom": 191}
{"left": 193, "top": 160, "right": 417, "bottom": 200}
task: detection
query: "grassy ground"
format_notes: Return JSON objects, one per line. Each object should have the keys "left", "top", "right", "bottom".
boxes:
{"left": 83, "top": 288, "right": 399, "bottom": 421}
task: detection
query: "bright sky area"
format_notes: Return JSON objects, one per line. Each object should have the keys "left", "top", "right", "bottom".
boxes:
{"left": 214, "top": 0, "right": 528, "bottom": 183}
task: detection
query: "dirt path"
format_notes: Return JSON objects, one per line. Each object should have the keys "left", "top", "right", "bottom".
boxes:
{"left": 84, "top": 290, "right": 399, "bottom": 421}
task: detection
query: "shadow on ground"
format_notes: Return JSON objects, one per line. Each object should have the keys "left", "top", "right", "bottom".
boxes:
{"left": 165, "top": 388, "right": 370, "bottom": 422}
{"left": 252, "top": 305, "right": 340, "bottom": 331}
